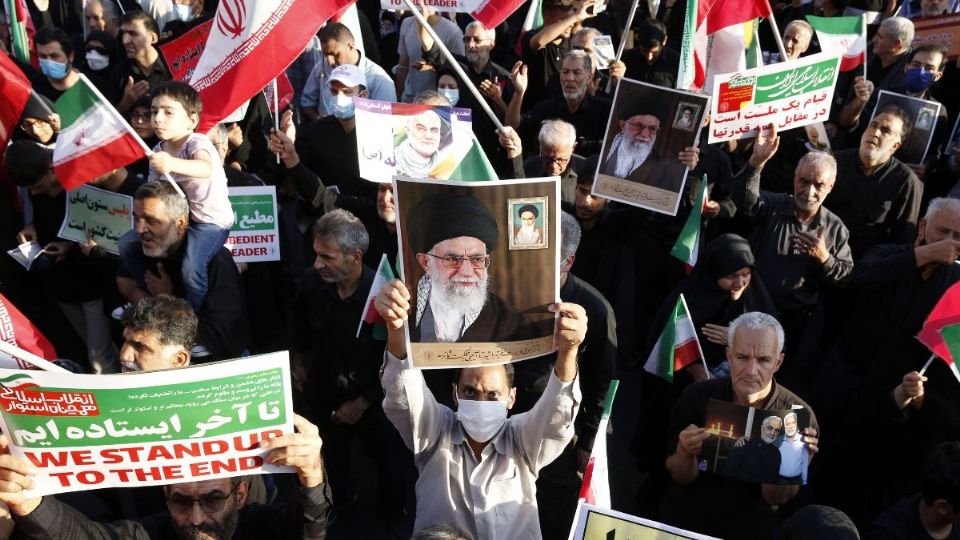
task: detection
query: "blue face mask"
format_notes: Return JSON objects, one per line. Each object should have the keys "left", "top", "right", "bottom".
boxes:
{"left": 39, "top": 58, "right": 68, "bottom": 80}
{"left": 904, "top": 67, "right": 935, "bottom": 94}
{"left": 331, "top": 93, "right": 355, "bottom": 119}
{"left": 172, "top": 3, "right": 193, "bottom": 21}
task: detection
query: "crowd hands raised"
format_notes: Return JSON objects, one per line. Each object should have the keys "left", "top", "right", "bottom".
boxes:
{"left": 2, "top": 0, "right": 960, "bottom": 538}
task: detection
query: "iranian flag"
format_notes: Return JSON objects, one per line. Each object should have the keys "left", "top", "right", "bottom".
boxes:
{"left": 579, "top": 380, "right": 620, "bottom": 508}
{"left": 670, "top": 176, "right": 708, "bottom": 271}
{"left": 190, "top": 0, "right": 354, "bottom": 132}
{"left": 356, "top": 253, "right": 396, "bottom": 341}
{"left": 52, "top": 75, "right": 148, "bottom": 191}
{"left": 472, "top": 0, "right": 526, "bottom": 31}
{"left": 677, "top": 0, "right": 773, "bottom": 91}
{"left": 917, "top": 281, "right": 960, "bottom": 383}
{"left": 806, "top": 15, "right": 866, "bottom": 72}
{"left": 4, "top": 0, "right": 35, "bottom": 65}
{"left": 444, "top": 133, "right": 499, "bottom": 182}
{"left": 0, "top": 293, "right": 57, "bottom": 370}
{"left": 644, "top": 293, "right": 705, "bottom": 382}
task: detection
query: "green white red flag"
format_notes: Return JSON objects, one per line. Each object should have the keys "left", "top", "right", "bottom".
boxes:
{"left": 356, "top": 253, "right": 396, "bottom": 341}
{"left": 52, "top": 75, "right": 148, "bottom": 191}
{"left": 4, "top": 0, "right": 35, "bottom": 66}
{"left": 806, "top": 15, "right": 866, "bottom": 72}
{"left": 917, "top": 281, "right": 960, "bottom": 383}
{"left": 579, "top": 380, "right": 619, "bottom": 508}
{"left": 644, "top": 293, "right": 706, "bottom": 382}
{"left": 0, "top": 293, "right": 57, "bottom": 369}
{"left": 670, "top": 176, "right": 708, "bottom": 271}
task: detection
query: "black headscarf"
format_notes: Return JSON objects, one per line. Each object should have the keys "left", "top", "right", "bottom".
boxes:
{"left": 81, "top": 31, "right": 125, "bottom": 104}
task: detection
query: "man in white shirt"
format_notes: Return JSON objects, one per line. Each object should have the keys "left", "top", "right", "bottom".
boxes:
{"left": 375, "top": 279, "right": 587, "bottom": 540}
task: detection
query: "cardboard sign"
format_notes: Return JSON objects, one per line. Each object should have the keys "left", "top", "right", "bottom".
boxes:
{"left": 0, "top": 352, "right": 295, "bottom": 496}
{"left": 158, "top": 20, "right": 214, "bottom": 82}
{"left": 569, "top": 501, "right": 720, "bottom": 539}
{"left": 913, "top": 13, "right": 960, "bottom": 59}
{"left": 57, "top": 184, "right": 133, "bottom": 254}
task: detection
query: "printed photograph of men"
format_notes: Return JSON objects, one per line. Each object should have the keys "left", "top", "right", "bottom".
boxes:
{"left": 508, "top": 198, "right": 548, "bottom": 250}
{"left": 871, "top": 90, "right": 944, "bottom": 164}
{"left": 394, "top": 107, "right": 453, "bottom": 178}
{"left": 393, "top": 177, "right": 560, "bottom": 368}
{"left": 593, "top": 78, "right": 707, "bottom": 215}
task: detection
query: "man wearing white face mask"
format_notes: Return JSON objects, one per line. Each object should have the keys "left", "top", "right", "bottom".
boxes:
{"left": 376, "top": 278, "right": 587, "bottom": 540}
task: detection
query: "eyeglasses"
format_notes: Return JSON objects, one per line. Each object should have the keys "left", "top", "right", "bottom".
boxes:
{"left": 167, "top": 485, "right": 238, "bottom": 514}
{"left": 463, "top": 36, "right": 488, "bottom": 44}
{"left": 427, "top": 253, "right": 491, "bottom": 269}
{"left": 541, "top": 154, "right": 571, "bottom": 164}
{"left": 624, "top": 120, "right": 660, "bottom": 134}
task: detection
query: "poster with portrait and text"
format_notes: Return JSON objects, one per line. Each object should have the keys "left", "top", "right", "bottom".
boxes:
{"left": 708, "top": 52, "right": 842, "bottom": 144}
{"left": 593, "top": 78, "right": 708, "bottom": 216}
{"left": 870, "top": 90, "right": 943, "bottom": 165}
{"left": 0, "top": 353, "right": 295, "bottom": 497}
{"left": 568, "top": 501, "right": 720, "bottom": 540}
{"left": 393, "top": 176, "right": 560, "bottom": 369}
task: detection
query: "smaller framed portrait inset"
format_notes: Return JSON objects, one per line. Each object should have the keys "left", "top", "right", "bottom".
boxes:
{"left": 508, "top": 197, "right": 549, "bottom": 250}
{"left": 672, "top": 102, "right": 702, "bottom": 131}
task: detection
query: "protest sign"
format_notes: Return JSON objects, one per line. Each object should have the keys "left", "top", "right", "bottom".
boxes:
{"left": 593, "top": 35, "right": 615, "bottom": 69}
{"left": 379, "top": 0, "right": 483, "bottom": 14}
{"left": 57, "top": 184, "right": 133, "bottom": 254}
{"left": 871, "top": 90, "right": 942, "bottom": 164}
{"left": 708, "top": 52, "right": 841, "bottom": 143}
{"left": 699, "top": 399, "right": 812, "bottom": 486}
{"left": 393, "top": 176, "right": 560, "bottom": 368}
{"left": 593, "top": 78, "right": 708, "bottom": 216}
{"left": 0, "top": 352, "right": 295, "bottom": 496}
{"left": 568, "top": 501, "right": 720, "bottom": 539}
{"left": 912, "top": 13, "right": 960, "bottom": 58}
{"left": 157, "top": 19, "right": 213, "bottom": 82}
{"left": 355, "top": 98, "right": 494, "bottom": 183}
{"left": 226, "top": 186, "right": 280, "bottom": 263}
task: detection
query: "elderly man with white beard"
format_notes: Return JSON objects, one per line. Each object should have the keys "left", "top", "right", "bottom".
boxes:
{"left": 396, "top": 108, "right": 445, "bottom": 178}
{"left": 600, "top": 99, "right": 689, "bottom": 192}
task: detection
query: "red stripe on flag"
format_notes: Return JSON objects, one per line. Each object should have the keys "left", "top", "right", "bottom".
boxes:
{"left": 578, "top": 457, "right": 597, "bottom": 502}
{"left": 54, "top": 134, "right": 146, "bottom": 191}
{"left": 839, "top": 53, "right": 865, "bottom": 72}
{"left": 674, "top": 339, "right": 701, "bottom": 371}
{"left": 472, "top": 0, "right": 526, "bottom": 30}
{"left": 362, "top": 301, "right": 384, "bottom": 325}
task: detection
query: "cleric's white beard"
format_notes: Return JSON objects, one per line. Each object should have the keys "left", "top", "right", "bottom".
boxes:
{"left": 428, "top": 264, "right": 489, "bottom": 315}
{"left": 622, "top": 136, "right": 654, "bottom": 156}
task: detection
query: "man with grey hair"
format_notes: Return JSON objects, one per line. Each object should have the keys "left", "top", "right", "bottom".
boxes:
{"left": 84, "top": 0, "right": 120, "bottom": 36}
{"left": 782, "top": 20, "right": 813, "bottom": 61}
{"left": 523, "top": 120, "right": 583, "bottom": 204}
{"left": 662, "top": 311, "right": 819, "bottom": 539}
{"left": 292, "top": 208, "right": 416, "bottom": 537}
{"left": 117, "top": 181, "right": 249, "bottom": 361}
{"left": 733, "top": 125, "right": 853, "bottom": 391}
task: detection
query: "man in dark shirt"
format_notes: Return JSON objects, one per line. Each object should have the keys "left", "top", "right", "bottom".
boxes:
{"left": 117, "top": 11, "right": 171, "bottom": 113}
{"left": 611, "top": 20, "right": 680, "bottom": 90}
{"left": 723, "top": 416, "right": 783, "bottom": 484}
{"left": 663, "top": 312, "right": 819, "bottom": 540}
{"left": 520, "top": 0, "right": 590, "bottom": 111}
{"left": 29, "top": 27, "right": 81, "bottom": 102}
{"left": 522, "top": 120, "right": 583, "bottom": 205}
{"left": 828, "top": 106, "right": 923, "bottom": 260}
{"left": 116, "top": 181, "right": 250, "bottom": 361}
{"left": 292, "top": 209, "right": 414, "bottom": 537}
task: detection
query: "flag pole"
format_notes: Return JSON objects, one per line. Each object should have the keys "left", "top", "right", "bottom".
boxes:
{"left": 861, "top": 14, "right": 868, "bottom": 80}
{"left": 272, "top": 78, "right": 280, "bottom": 165}
{"left": 766, "top": 15, "right": 788, "bottom": 62}
{"left": 77, "top": 74, "right": 186, "bottom": 197}
{"left": 919, "top": 353, "right": 936, "bottom": 376}
{"left": 605, "top": 0, "right": 641, "bottom": 94}
{"left": 400, "top": 0, "right": 504, "bottom": 131}
{"left": 0, "top": 341, "right": 71, "bottom": 373}
{"left": 679, "top": 293, "right": 710, "bottom": 379}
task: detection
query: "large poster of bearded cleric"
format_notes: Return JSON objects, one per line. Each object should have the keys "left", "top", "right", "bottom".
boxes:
{"left": 393, "top": 176, "right": 561, "bottom": 369}
{"left": 355, "top": 98, "right": 480, "bottom": 183}
{"left": 593, "top": 78, "right": 708, "bottom": 216}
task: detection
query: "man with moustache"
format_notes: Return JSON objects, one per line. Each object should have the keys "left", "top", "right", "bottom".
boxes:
{"left": 600, "top": 100, "right": 686, "bottom": 192}
{"left": 778, "top": 411, "right": 808, "bottom": 484}
{"left": 724, "top": 416, "right": 784, "bottom": 484}
{"left": 396, "top": 108, "right": 446, "bottom": 178}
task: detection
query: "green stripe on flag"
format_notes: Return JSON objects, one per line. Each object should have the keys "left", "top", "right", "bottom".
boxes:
{"left": 806, "top": 15, "right": 863, "bottom": 34}
{"left": 600, "top": 380, "right": 619, "bottom": 420}
{"left": 941, "top": 323, "right": 960, "bottom": 369}
{"left": 54, "top": 77, "right": 101, "bottom": 127}
{"left": 658, "top": 299, "right": 680, "bottom": 381}
{"left": 676, "top": 0, "right": 699, "bottom": 89}
{"left": 670, "top": 175, "right": 706, "bottom": 265}
{"left": 447, "top": 135, "right": 498, "bottom": 182}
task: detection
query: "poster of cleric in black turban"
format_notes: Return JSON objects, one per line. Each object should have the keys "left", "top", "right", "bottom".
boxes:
{"left": 393, "top": 176, "right": 561, "bottom": 369}
{"left": 593, "top": 78, "right": 708, "bottom": 216}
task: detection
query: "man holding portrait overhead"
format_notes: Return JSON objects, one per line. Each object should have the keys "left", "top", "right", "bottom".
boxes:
{"left": 600, "top": 100, "right": 687, "bottom": 192}
{"left": 407, "top": 194, "right": 538, "bottom": 344}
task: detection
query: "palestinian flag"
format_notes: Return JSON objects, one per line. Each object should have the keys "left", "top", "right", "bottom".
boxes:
{"left": 644, "top": 293, "right": 704, "bottom": 382}
{"left": 579, "top": 380, "right": 619, "bottom": 508}
{"left": 670, "top": 176, "right": 708, "bottom": 271}
{"left": 356, "top": 253, "right": 396, "bottom": 341}
{"left": 53, "top": 75, "right": 147, "bottom": 191}
{"left": 806, "top": 15, "right": 867, "bottom": 72}
{"left": 0, "top": 293, "right": 57, "bottom": 370}
{"left": 917, "top": 281, "right": 960, "bottom": 383}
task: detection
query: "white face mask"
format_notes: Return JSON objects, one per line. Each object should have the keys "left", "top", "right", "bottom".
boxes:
{"left": 456, "top": 396, "right": 508, "bottom": 442}
{"left": 85, "top": 50, "right": 109, "bottom": 71}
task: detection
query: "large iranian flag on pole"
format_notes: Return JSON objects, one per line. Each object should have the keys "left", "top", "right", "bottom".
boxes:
{"left": 53, "top": 75, "right": 148, "bottom": 191}
{"left": 356, "top": 253, "right": 396, "bottom": 341}
{"left": 644, "top": 293, "right": 705, "bottom": 382}
{"left": 579, "top": 380, "right": 620, "bottom": 508}
{"left": 190, "top": 0, "right": 354, "bottom": 132}
{"left": 806, "top": 15, "right": 866, "bottom": 72}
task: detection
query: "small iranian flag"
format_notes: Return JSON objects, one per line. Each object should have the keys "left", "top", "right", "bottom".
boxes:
{"left": 644, "top": 293, "right": 706, "bottom": 382}
{"left": 0, "top": 293, "right": 57, "bottom": 369}
{"left": 53, "top": 75, "right": 148, "bottom": 191}
{"left": 917, "top": 281, "right": 960, "bottom": 384}
{"left": 356, "top": 253, "right": 396, "bottom": 341}
{"left": 806, "top": 15, "right": 867, "bottom": 72}
{"left": 579, "top": 380, "right": 619, "bottom": 508}
{"left": 4, "top": 0, "right": 35, "bottom": 65}
{"left": 444, "top": 133, "right": 499, "bottom": 182}
{"left": 670, "top": 176, "right": 708, "bottom": 271}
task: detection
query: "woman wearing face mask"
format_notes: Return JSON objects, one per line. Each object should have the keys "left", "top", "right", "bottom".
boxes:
{"left": 81, "top": 31, "right": 126, "bottom": 104}
{"left": 632, "top": 234, "right": 778, "bottom": 515}
{"left": 436, "top": 71, "right": 460, "bottom": 107}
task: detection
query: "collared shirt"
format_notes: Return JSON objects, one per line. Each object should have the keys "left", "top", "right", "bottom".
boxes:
{"left": 827, "top": 149, "right": 922, "bottom": 259}
{"left": 299, "top": 50, "right": 397, "bottom": 114}
{"left": 127, "top": 53, "right": 171, "bottom": 88}
{"left": 732, "top": 164, "right": 854, "bottom": 312}
{"left": 381, "top": 352, "right": 581, "bottom": 540}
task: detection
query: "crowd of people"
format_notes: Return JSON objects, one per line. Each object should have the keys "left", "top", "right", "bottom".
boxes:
{"left": 1, "top": 0, "right": 960, "bottom": 538}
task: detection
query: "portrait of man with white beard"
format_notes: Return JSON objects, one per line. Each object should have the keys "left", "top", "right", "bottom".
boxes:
{"left": 600, "top": 100, "right": 685, "bottom": 192}
{"left": 405, "top": 193, "right": 540, "bottom": 344}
